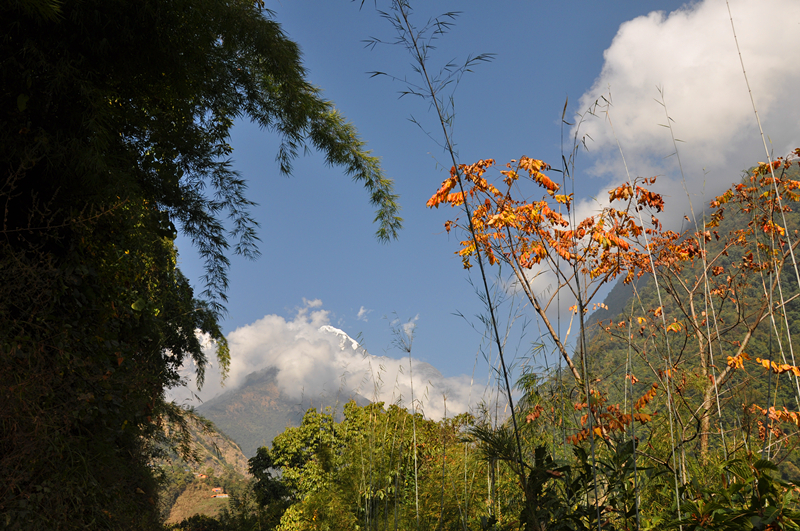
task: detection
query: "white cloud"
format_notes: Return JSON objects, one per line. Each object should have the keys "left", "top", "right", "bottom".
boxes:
{"left": 402, "top": 314, "right": 419, "bottom": 337}
{"left": 303, "top": 298, "right": 323, "bottom": 308}
{"left": 356, "top": 305, "right": 372, "bottom": 322}
{"left": 573, "top": 0, "right": 800, "bottom": 228}
{"left": 169, "top": 301, "right": 495, "bottom": 420}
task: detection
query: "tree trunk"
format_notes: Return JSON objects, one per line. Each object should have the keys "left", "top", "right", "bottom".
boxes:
{"left": 700, "top": 384, "right": 714, "bottom": 460}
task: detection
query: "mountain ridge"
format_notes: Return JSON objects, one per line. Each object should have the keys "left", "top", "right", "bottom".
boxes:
{"left": 197, "top": 364, "right": 371, "bottom": 457}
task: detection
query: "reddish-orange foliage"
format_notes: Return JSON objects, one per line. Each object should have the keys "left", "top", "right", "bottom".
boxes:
{"left": 753, "top": 405, "right": 800, "bottom": 427}
{"left": 427, "top": 157, "right": 685, "bottom": 281}
{"left": 566, "top": 384, "right": 658, "bottom": 445}
{"left": 525, "top": 404, "right": 545, "bottom": 423}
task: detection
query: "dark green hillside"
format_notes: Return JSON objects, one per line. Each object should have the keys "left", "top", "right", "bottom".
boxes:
{"left": 584, "top": 275, "right": 642, "bottom": 339}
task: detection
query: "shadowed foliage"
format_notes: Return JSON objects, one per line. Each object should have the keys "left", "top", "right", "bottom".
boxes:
{"left": 1, "top": 0, "right": 399, "bottom": 528}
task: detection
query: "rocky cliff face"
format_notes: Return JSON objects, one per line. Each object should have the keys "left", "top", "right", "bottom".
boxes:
{"left": 189, "top": 420, "right": 251, "bottom": 477}
{"left": 156, "top": 417, "right": 250, "bottom": 521}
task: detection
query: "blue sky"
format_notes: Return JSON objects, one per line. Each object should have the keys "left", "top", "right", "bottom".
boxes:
{"left": 173, "top": 0, "right": 800, "bottom": 416}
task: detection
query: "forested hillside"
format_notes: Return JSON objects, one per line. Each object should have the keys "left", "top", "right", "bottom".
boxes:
{"left": 196, "top": 366, "right": 372, "bottom": 458}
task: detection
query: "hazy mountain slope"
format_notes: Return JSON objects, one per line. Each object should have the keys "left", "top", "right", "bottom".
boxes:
{"left": 197, "top": 366, "right": 370, "bottom": 457}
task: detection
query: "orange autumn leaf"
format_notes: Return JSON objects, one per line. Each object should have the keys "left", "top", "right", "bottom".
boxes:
{"left": 446, "top": 191, "right": 465, "bottom": 206}
{"left": 635, "top": 383, "right": 659, "bottom": 411}
{"left": 727, "top": 352, "right": 750, "bottom": 370}
{"left": 427, "top": 176, "right": 458, "bottom": 208}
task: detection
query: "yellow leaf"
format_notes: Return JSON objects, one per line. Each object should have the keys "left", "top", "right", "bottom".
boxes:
{"left": 555, "top": 194, "right": 572, "bottom": 204}
{"left": 666, "top": 322, "right": 682, "bottom": 333}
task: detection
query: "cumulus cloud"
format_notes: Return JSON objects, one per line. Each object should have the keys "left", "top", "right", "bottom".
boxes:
{"left": 573, "top": 0, "right": 800, "bottom": 227}
{"left": 169, "top": 301, "right": 495, "bottom": 420}
{"left": 303, "top": 298, "right": 323, "bottom": 308}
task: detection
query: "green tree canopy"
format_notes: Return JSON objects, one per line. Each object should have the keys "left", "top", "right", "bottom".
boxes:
{"left": 3, "top": 0, "right": 401, "bottom": 314}
{"left": 248, "top": 402, "right": 488, "bottom": 531}
{"left": 1, "top": 0, "right": 400, "bottom": 528}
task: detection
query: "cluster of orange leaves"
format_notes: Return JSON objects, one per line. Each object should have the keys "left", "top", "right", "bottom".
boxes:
{"left": 708, "top": 150, "right": 800, "bottom": 235}
{"left": 727, "top": 352, "right": 800, "bottom": 377}
{"left": 752, "top": 405, "right": 798, "bottom": 442}
{"left": 752, "top": 405, "right": 800, "bottom": 427}
{"left": 727, "top": 354, "right": 800, "bottom": 438}
{"left": 756, "top": 357, "right": 800, "bottom": 376}
{"left": 522, "top": 382, "right": 659, "bottom": 446}
{"left": 565, "top": 384, "right": 658, "bottom": 445}
{"left": 755, "top": 419, "right": 785, "bottom": 443}
{"left": 525, "top": 404, "right": 545, "bottom": 423}
{"left": 726, "top": 352, "right": 750, "bottom": 370}
{"left": 426, "top": 158, "right": 684, "bottom": 281}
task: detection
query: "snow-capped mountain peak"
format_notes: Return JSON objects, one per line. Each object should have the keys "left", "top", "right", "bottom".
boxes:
{"left": 318, "top": 325, "right": 361, "bottom": 352}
